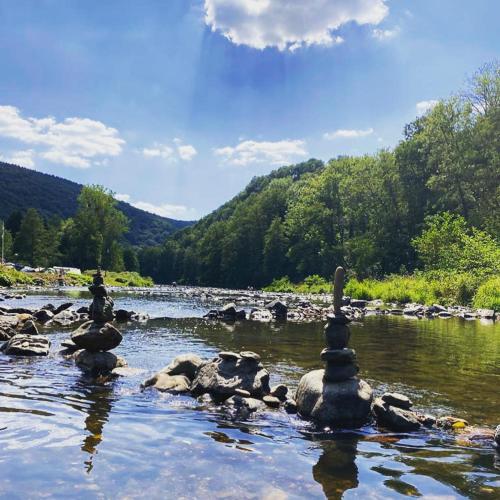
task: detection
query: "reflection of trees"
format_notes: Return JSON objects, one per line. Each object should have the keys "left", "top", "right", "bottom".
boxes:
{"left": 80, "top": 382, "right": 114, "bottom": 473}
{"left": 312, "top": 437, "right": 359, "bottom": 499}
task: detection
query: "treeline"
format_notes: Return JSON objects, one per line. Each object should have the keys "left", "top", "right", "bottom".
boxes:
{"left": 139, "top": 62, "right": 499, "bottom": 288}
{"left": 1, "top": 186, "right": 140, "bottom": 273}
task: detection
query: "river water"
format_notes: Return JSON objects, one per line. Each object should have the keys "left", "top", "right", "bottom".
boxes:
{"left": 0, "top": 289, "right": 499, "bottom": 499}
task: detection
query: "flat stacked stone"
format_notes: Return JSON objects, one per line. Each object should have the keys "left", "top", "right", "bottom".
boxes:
{"left": 71, "top": 268, "right": 124, "bottom": 376}
{"left": 295, "top": 266, "right": 373, "bottom": 427}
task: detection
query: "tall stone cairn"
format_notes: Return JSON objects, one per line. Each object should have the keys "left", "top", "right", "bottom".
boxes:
{"left": 71, "top": 268, "right": 125, "bottom": 375}
{"left": 295, "top": 266, "right": 373, "bottom": 427}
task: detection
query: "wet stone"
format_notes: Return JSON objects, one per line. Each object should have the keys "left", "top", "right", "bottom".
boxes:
{"left": 263, "top": 395, "right": 281, "bottom": 408}
{"left": 381, "top": 392, "right": 413, "bottom": 410}
{"left": 324, "top": 323, "right": 350, "bottom": 349}
{"left": 218, "top": 351, "right": 240, "bottom": 361}
{"left": 1, "top": 334, "right": 50, "bottom": 356}
{"left": 235, "top": 388, "right": 251, "bottom": 397}
{"left": 270, "top": 384, "right": 288, "bottom": 401}
{"left": 323, "top": 363, "right": 359, "bottom": 382}
{"left": 320, "top": 348, "right": 356, "bottom": 364}
{"left": 239, "top": 351, "right": 261, "bottom": 362}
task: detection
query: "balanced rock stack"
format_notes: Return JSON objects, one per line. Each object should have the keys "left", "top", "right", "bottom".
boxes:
{"left": 295, "top": 266, "right": 373, "bottom": 427}
{"left": 71, "top": 269, "right": 126, "bottom": 376}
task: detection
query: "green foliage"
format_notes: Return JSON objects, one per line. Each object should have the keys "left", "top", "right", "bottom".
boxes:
{"left": 84, "top": 270, "right": 153, "bottom": 287}
{"left": 473, "top": 276, "right": 500, "bottom": 310}
{"left": 0, "top": 265, "right": 34, "bottom": 286}
{"left": 412, "top": 212, "right": 500, "bottom": 276}
{"left": 264, "top": 274, "right": 331, "bottom": 294}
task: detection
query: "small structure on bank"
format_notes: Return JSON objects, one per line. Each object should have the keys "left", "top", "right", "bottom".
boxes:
{"left": 71, "top": 268, "right": 126, "bottom": 376}
{"left": 295, "top": 266, "right": 373, "bottom": 427}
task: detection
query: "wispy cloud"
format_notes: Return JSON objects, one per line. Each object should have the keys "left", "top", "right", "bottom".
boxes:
{"left": 416, "top": 100, "right": 439, "bottom": 115}
{"left": 214, "top": 139, "right": 307, "bottom": 166}
{"left": 204, "top": 0, "right": 389, "bottom": 51}
{"left": 323, "top": 128, "right": 374, "bottom": 140}
{"left": 372, "top": 26, "right": 400, "bottom": 40}
{"left": 131, "top": 201, "right": 197, "bottom": 220}
{"left": 0, "top": 105, "right": 124, "bottom": 168}
{"left": 142, "top": 138, "right": 197, "bottom": 162}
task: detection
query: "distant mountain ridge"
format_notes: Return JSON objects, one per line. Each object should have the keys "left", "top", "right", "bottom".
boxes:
{"left": 0, "top": 162, "right": 193, "bottom": 246}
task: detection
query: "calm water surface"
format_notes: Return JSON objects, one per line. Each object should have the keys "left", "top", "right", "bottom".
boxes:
{"left": 0, "top": 290, "right": 499, "bottom": 499}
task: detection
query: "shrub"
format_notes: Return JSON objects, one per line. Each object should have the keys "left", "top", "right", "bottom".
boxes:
{"left": 473, "top": 276, "right": 500, "bottom": 310}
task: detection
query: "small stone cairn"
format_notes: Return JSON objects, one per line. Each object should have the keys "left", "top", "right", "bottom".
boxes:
{"left": 295, "top": 266, "right": 373, "bottom": 427}
{"left": 71, "top": 268, "right": 126, "bottom": 376}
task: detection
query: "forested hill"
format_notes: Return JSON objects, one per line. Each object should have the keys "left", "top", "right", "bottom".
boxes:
{"left": 0, "top": 162, "right": 192, "bottom": 246}
{"left": 139, "top": 63, "right": 499, "bottom": 287}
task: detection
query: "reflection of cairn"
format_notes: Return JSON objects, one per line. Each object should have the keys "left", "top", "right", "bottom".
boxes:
{"left": 295, "top": 267, "right": 373, "bottom": 427}
{"left": 71, "top": 268, "right": 126, "bottom": 376}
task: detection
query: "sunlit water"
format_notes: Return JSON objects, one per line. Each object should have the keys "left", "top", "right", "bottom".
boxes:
{"left": 1, "top": 290, "right": 499, "bottom": 499}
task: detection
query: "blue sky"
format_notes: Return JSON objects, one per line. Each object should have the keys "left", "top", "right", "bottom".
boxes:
{"left": 0, "top": 0, "right": 498, "bottom": 220}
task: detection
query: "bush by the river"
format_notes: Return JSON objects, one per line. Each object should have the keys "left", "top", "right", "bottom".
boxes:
{"left": 473, "top": 277, "right": 500, "bottom": 311}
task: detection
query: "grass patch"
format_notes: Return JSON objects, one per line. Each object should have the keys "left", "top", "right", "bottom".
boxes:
{"left": 84, "top": 270, "right": 154, "bottom": 287}
{"left": 264, "top": 274, "right": 331, "bottom": 294}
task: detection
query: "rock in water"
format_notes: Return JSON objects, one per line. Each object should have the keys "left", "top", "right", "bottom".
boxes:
{"left": 73, "top": 349, "right": 127, "bottom": 376}
{"left": 1, "top": 334, "right": 50, "bottom": 356}
{"left": 160, "top": 353, "right": 205, "bottom": 380}
{"left": 295, "top": 369, "right": 373, "bottom": 427}
{"left": 190, "top": 353, "right": 270, "bottom": 400}
{"left": 143, "top": 373, "right": 191, "bottom": 393}
{"left": 20, "top": 319, "right": 39, "bottom": 336}
{"left": 372, "top": 398, "right": 421, "bottom": 431}
{"left": 33, "top": 309, "right": 54, "bottom": 324}
{"left": 381, "top": 392, "right": 413, "bottom": 410}
{"left": 71, "top": 321, "right": 122, "bottom": 352}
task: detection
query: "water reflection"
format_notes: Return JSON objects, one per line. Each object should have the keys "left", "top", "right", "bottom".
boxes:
{"left": 78, "top": 381, "right": 114, "bottom": 473}
{"left": 312, "top": 436, "right": 359, "bottom": 499}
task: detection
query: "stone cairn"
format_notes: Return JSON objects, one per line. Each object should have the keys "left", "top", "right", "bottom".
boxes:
{"left": 70, "top": 268, "right": 126, "bottom": 376}
{"left": 295, "top": 266, "right": 373, "bottom": 427}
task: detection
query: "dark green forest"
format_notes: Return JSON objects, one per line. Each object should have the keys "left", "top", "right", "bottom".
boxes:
{"left": 139, "top": 62, "right": 499, "bottom": 289}
{"left": 0, "top": 162, "right": 192, "bottom": 247}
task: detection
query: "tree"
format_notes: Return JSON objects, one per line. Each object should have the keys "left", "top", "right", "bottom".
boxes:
{"left": 123, "top": 247, "right": 140, "bottom": 272}
{"left": 68, "top": 185, "right": 129, "bottom": 270}
{"left": 14, "top": 208, "right": 47, "bottom": 266}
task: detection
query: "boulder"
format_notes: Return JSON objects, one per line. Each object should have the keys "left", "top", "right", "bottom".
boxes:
{"left": 381, "top": 392, "right": 413, "bottom": 410}
{"left": 295, "top": 370, "right": 373, "bottom": 427}
{"left": 159, "top": 353, "right": 205, "bottom": 380}
{"left": 372, "top": 398, "right": 421, "bottom": 431}
{"left": 265, "top": 300, "right": 288, "bottom": 319}
{"left": 142, "top": 372, "right": 191, "bottom": 393}
{"left": 227, "top": 395, "right": 266, "bottom": 416}
{"left": 263, "top": 395, "right": 281, "bottom": 408}
{"left": 436, "top": 416, "right": 469, "bottom": 430}
{"left": 270, "top": 384, "right": 288, "bottom": 401}
{"left": 0, "top": 325, "right": 16, "bottom": 341}
{"left": 477, "top": 309, "right": 495, "bottom": 319}
{"left": 71, "top": 321, "right": 122, "bottom": 352}
{"left": 190, "top": 354, "right": 270, "bottom": 400}
{"left": 53, "top": 309, "right": 80, "bottom": 326}
{"left": 73, "top": 349, "right": 127, "bottom": 376}
{"left": 1, "top": 334, "right": 50, "bottom": 356}
{"left": 20, "top": 320, "right": 39, "bottom": 336}
{"left": 33, "top": 309, "right": 54, "bottom": 324}
{"left": 77, "top": 306, "right": 90, "bottom": 314}
{"left": 114, "top": 309, "right": 133, "bottom": 322}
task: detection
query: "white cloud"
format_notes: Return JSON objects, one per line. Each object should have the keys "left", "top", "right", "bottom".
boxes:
{"left": 323, "top": 128, "right": 374, "bottom": 140}
{"left": 114, "top": 193, "right": 131, "bottom": 202}
{"left": 177, "top": 144, "right": 197, "bottom": 161}
{"left": 132, "top": 201, "right": 197, "bottom": 220}
{"left": 372, "top": 26, "right": 400, "bottom": 40}
{"left": 142, "top": 144, "right": 175, "bottom": 160}
{"left": 214, "top": 139, "right": 307, "bottom": 166}
{"left": 416, "top": 100, "right": 439, "bottom": 115}
{"left": 0, "top": 105, "right": 124, "bottom": 168}
{"left": 0, "top": 149, "right": 35, "bottom": 168}
{"left": 204, "top": 0, "right": 389, "bottom": 51}
{"left": 142, "top": 139, "right": 197, "bottom": 162}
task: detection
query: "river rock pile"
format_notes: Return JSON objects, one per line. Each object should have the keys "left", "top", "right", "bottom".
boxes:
{"left": 295, "top": 267, "right": 373, "bottom": 427}
{"left": 70, "top": 269, "right": 126, "bottom": 376}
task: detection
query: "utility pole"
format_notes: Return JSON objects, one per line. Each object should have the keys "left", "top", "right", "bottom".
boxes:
{"left": 1, "top": 221, "right": 4, "bottom": 265}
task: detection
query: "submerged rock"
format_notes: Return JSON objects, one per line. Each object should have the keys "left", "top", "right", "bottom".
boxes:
{"left": 33, "top": 309, "right": 54, "bottom": 324}
{"left": 143, "top": 373, "right": 191, "bottom": 393}
{"left": 372, "top": 398, "right": 421, "bottom": 432}
{"left": 71, "top": 321, "right": 122, "bottom": 352}
{"left": 52, "top": 309, "right": 80, "bottom": 326}
{"left": 295, "top": 370, "right": 373, "bottom": 427}
{"left": 1, "top": 334, "right": 50, "bottom": 356}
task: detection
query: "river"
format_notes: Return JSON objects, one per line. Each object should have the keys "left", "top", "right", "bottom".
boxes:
{"left": 0, "top": 289, "right": 499, "bottom": 499}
